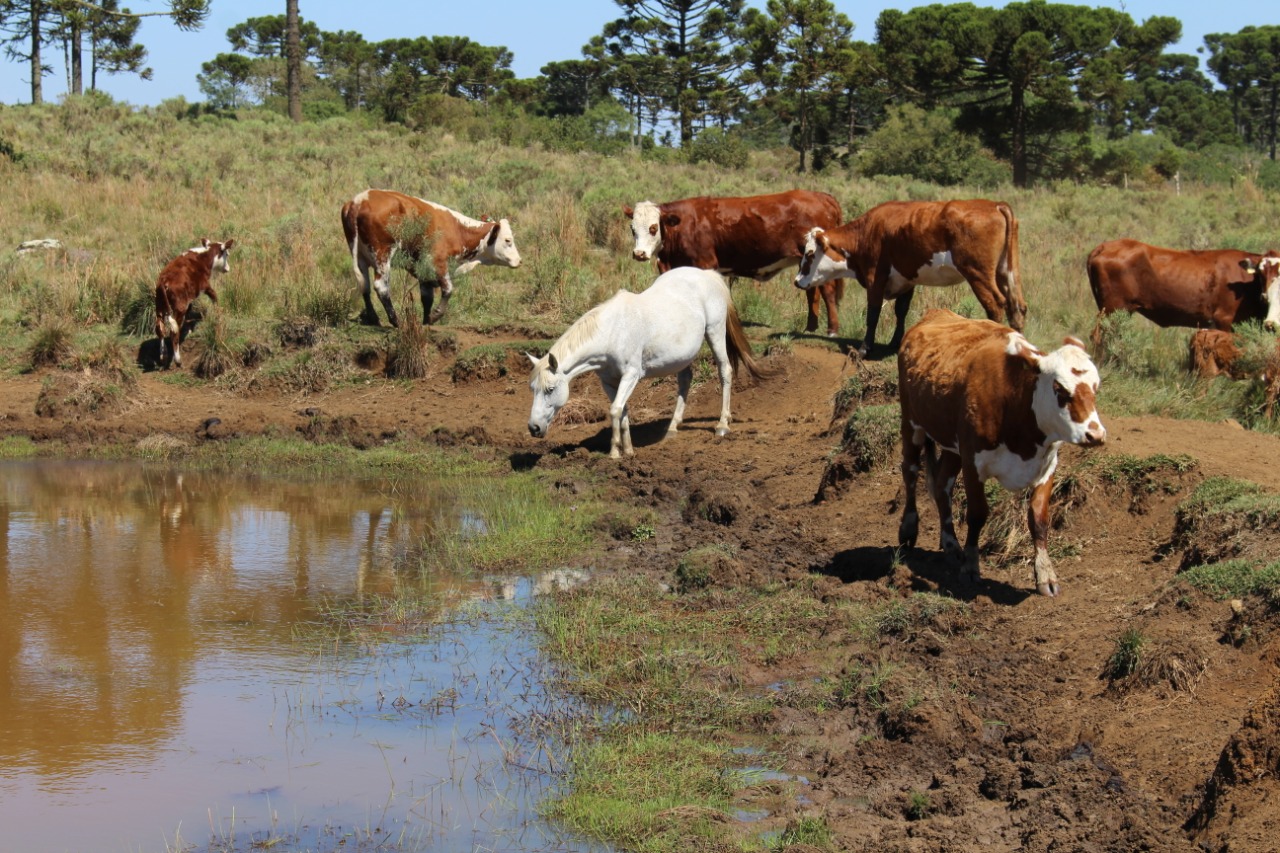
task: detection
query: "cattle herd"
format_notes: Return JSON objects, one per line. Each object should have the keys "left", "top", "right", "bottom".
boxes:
{"left": 151, "top": 188, "right": 1280, "bottom": 596}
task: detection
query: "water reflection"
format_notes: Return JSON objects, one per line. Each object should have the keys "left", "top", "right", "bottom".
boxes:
{"left": 0, "top": 460, "right": 604, "bottom": 853}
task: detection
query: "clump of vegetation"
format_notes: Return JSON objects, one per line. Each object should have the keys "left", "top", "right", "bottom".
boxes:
{"left": 191, "top": 307, "right": 234, "bottom": 379}
{"left": 905, "top": 788, "right": 933, "bottom": 821}
{"left": 828, "top": 363, "right": 899, "bottom": 431}
{"left": 1172, "top": 478, "right": 1280, "bottom": 569}
{"left": 1179, "top": 560, "right": 1280, "bottom": 603}
{"left": 674, "top": 543, "right": 738, "bottom": 592}
{"left": 776, "top": 816, "right": 835, "bottom": 849}
{"left": 384, "top": 314, "right": 430, "bottom": 379}
{"left": 26, "top": 321, "right": 74, "bottom": 369}
{"left": 1103, "top": 628, "right": 1146, "bottom": 680}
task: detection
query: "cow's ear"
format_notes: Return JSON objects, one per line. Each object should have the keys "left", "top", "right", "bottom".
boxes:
{"left": 1006, "top": 333, "right": 1043, "bottom": 370}
{"left": 663, "top": 213, "right": 681, "bottom": 228}
{"left": 1063, "top": 335, "right": 1086, "bottom": 351}
{"left": 623, "top": 205, "right": 634, "bottom": 218}
{"left": 223, "top": 238, "right": 236, "bottom": 251}
{"left": 1241, "top": 258, "right": 1258, "bottom": 275}
{"left": 201, "top": 238, "right": 210, "bottom": 249}
{"left": 487, "top": 223, "right": 500, "bottom": 246}
{"left": 547, "top": 352, "right": 559, "bottom": 373}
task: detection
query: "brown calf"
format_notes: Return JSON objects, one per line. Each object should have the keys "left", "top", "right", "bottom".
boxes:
{"left": 896, "top": 309, "right": 1106, "bottom": 597}
{"left": 154, "top": 238, "right": 235, "bottom": 369}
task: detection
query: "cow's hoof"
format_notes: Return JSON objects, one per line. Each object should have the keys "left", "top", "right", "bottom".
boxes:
{"left": 1037, "top": 581, "right": 1060, "bottom": 597}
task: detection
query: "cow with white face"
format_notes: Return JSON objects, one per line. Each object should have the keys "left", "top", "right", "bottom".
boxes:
{"left": 895, "top": 309, "right": 1106, "bottom": 597}
{"left": 794, "top": 199, "right": 1025, "bottom": 356}
{"left": 623, "top": 190, "right": 848, "bottom": 336}
{"left": 1088, "top": 241, "right": 1280, "bottom": 340}
{"left": 1251, "top": 251, "right": 1280, "bottom": 332}
{"left": 341, "top": 188, "right": 521, "bottom": 327}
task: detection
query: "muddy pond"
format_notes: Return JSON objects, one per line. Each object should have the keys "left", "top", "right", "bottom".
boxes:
{"left": 0, "top": 460, "right": 604, "bottom": 853}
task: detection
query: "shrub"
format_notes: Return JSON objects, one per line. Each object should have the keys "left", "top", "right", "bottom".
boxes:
{"left": 857, "top": 105, "right": 1010, "bottom": 187}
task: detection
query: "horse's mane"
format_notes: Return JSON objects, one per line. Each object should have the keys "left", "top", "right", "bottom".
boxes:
{"left": 532, "top": 300, "right": 611, "bottom": 391}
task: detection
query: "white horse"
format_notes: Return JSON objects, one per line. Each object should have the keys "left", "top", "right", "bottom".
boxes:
{"left": 527, "top": 267, "right": 769, "bottom": 458}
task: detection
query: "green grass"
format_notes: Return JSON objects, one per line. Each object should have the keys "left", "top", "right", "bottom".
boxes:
{"left": 1103, "top": 628, "right": 1146, "bottom": 680}
{"left": 1179, "top": 560, "right": 1280, "bottom": 601}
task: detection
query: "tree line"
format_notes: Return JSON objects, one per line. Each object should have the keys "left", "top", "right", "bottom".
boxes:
{"left": 3, "top": 0, "right": 1279, "bottom": 188}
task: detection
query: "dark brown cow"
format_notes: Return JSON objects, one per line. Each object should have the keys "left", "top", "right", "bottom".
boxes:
{"left": 1087, "top": 240, "right": 1280, "bottom": 340}
{"left": 154, "top": 238, "right": 235, "bottom": 369}
{"left": 896, "top": 309, "right": 1106, "bottom": 597}
{"left": 341, "top": 188, "right": 521, "bottom": 327}
{"left": 1188, "top": 329, "right": 1242, "bottom": 379}
{"left": 623, "top": 190, "right": 846, "bottom": 336}
{"left": 794, "top": 199, "right": 1026, "bottom": 356}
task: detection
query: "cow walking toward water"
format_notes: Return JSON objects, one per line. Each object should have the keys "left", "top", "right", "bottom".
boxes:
{"left": 624, "top": 190, "right": 846, "bottom": 337}
{"left": 341, "top": 188, "right": 521, "bottom": 328}
{"left": 896, "top": 309, "right": 1106, "bottom": 597}
{"left": 154, "top": 238, "right": 235, "bottom": 369}
{"left": 794, "top": 199, "right": 1025, "bottom": 356}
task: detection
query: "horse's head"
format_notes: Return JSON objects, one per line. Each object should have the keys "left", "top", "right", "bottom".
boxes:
{"left": 527, "top": 351, "right": 571, "bottom": 438}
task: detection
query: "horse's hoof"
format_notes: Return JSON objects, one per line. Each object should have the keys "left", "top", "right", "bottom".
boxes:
{"left": 715, "top": 427, "right": 729, "bottom": 437}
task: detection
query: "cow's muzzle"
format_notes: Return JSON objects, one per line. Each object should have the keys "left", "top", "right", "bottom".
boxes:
{"left": 632, "top": 251, "right": 649, "bottom": 262}
{"left": 1081, "top": 421, "right": 1107, "bottom": 447}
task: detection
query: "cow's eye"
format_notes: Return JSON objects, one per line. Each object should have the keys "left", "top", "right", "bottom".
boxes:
{"left": 1053, "top": 381, "right": 1072, "bottom": 406}
{"left": 649, "top": 225, "right": 658, "bottom": 236}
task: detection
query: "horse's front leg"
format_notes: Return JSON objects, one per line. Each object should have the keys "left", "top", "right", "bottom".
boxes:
{"left": 665, "top": 366, "right": 692, "bottom": 439}
{"left": 606, "top": 372, "right": 641, "bottom": 458}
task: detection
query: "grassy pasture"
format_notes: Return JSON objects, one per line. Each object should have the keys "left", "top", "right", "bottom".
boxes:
{"left": 3, "top": 97, "right": 1280, "bottom": 430}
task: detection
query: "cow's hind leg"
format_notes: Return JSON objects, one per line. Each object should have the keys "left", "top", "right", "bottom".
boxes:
{"left": 887, "top": 287, "right": 916, "bottom": 352}
{"left": 1028, "top": 477, "right": 1059, "bottom": 596}
{"left": 958, "top": 462, "right": 988, "bottom": 583}
{"left": 355, "top": 251, "right": 381, "bottom": 326}
{"left": 373, "top": 254, "right": 399, "bottom": 328}
{"left": 665, "top": 366, "right": 692, "bottom": 439}
{"left": 898, "top": 425, "right": 925, "bottom": 548}
{"left": 928, "top": 450, "right": 966, "bottom": 568}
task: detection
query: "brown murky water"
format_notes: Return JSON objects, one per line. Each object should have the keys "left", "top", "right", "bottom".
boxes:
{"left": 0, "top": 460, "right": 601, "bottom": 853}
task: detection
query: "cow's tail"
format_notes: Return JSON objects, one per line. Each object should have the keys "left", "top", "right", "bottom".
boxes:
{"left": 997, "top": 202, "right": 1026, "bottom": 330}
{"left": 724, "top": 303, "right": 774, "bottom": 384}
{"left": 921, "top": 435, "right": 941, "bottom": 497}
{"left": 155, "top": 285, "right": 178, "bottom": 336}
{"left": 341, "top": 200, "right": 363, "bottom": 279}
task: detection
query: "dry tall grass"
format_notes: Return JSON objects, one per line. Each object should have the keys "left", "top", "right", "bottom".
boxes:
{"left": 3, "top": 98, "right": 1280, "bottom": 428}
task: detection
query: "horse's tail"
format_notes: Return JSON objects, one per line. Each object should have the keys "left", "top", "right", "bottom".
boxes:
{"left": 724, "top": 302, "right": 773, "bottom": 383}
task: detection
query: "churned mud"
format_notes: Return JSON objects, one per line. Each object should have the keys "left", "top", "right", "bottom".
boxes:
{"left": 4, "top": 330, "right": 1279, "bottom": 853}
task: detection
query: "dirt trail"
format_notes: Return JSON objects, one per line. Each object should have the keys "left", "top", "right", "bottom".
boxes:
{"left": 4, "top": 337, "right": 1279, "bottom": 852}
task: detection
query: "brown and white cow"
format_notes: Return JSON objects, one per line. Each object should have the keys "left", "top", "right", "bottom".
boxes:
{"left": 154, "top": 238, "right": 235, "bottom": 369}
{"left": 623, "top": 190, "right": 846, "bottom": 336}
{"left": 1087, "top": 240, "right": 1280, "bottom": 340}
{"left": 341, "top": 188, "right": 521, "bottom": 327}
{"left": 896, "top": 309, "right": 1106, "bottom": 597}
{"left": 794, "top": 199, "right": 1026, "bottom": 356}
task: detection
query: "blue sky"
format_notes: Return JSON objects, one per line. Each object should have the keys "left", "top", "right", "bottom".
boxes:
{"left": 1, "top": 0, "right": 1274, "bottom": 106}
